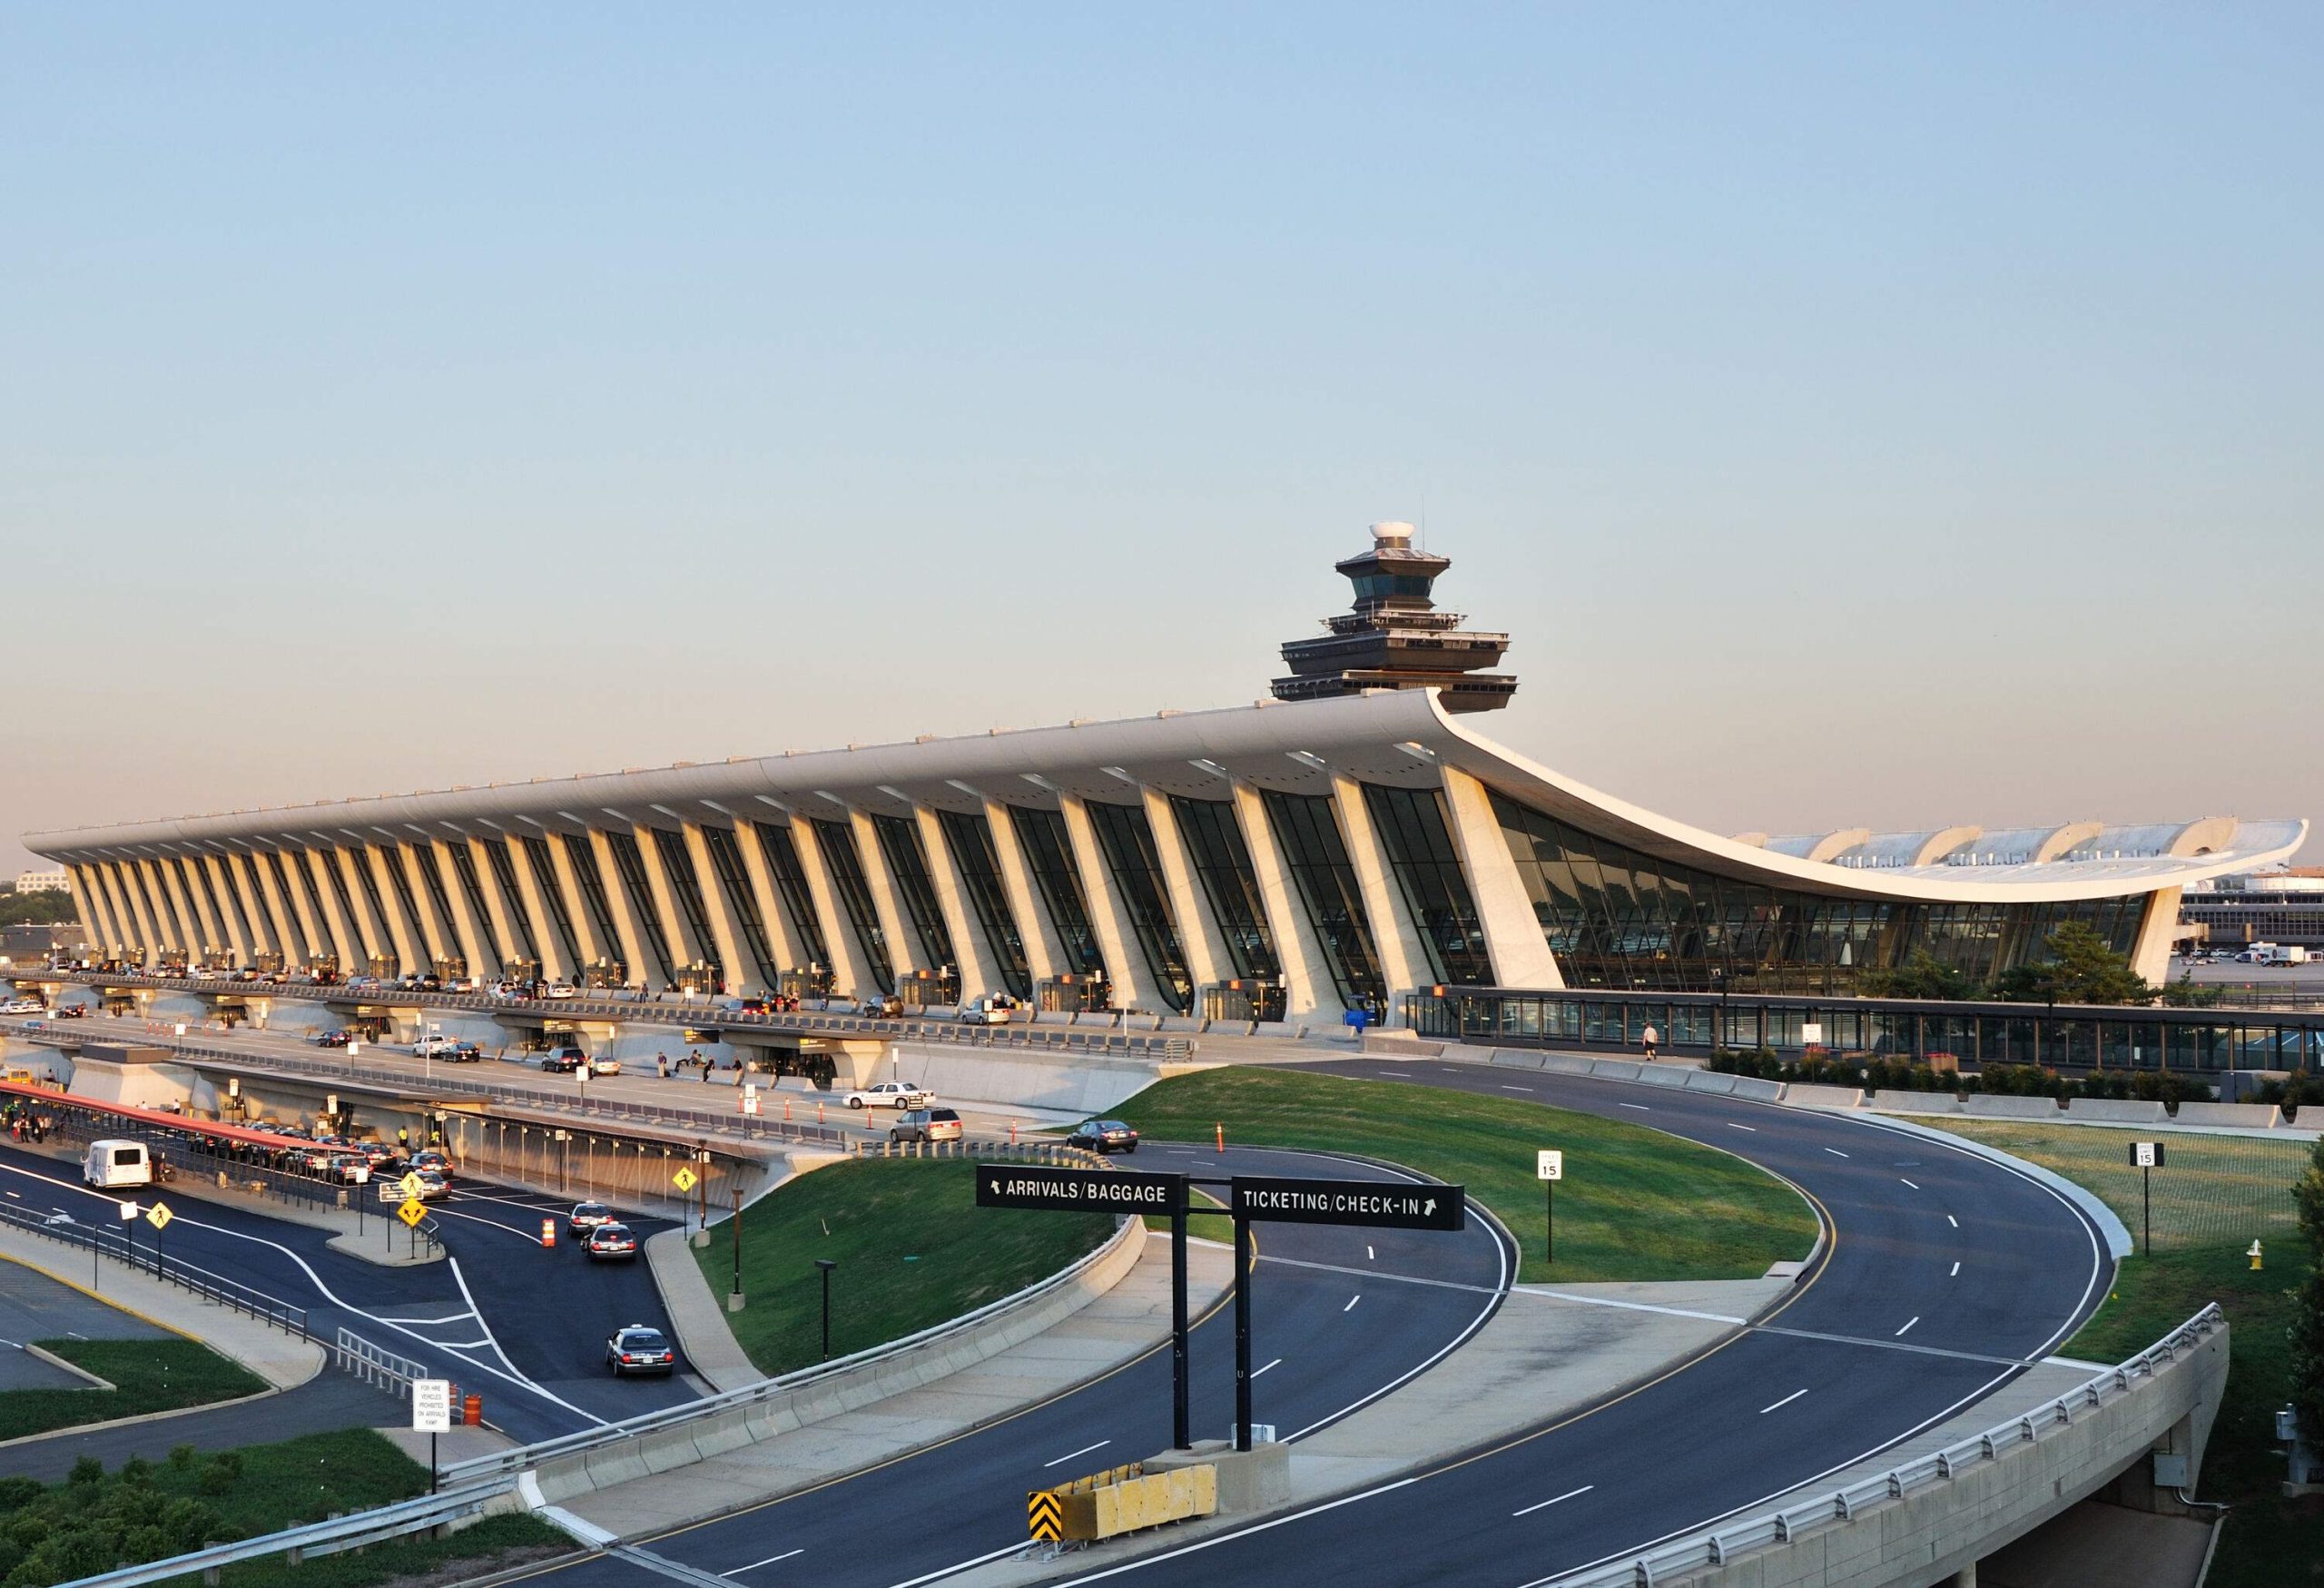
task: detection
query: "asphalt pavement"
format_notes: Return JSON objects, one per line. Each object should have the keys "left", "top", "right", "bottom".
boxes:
{"left": 0, "top": 1261, "right": 168, "bottom": 1390}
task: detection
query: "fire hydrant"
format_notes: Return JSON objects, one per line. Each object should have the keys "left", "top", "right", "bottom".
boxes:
{"left": 2250, "top": 1239, "right": 2265, "bottom": 1271}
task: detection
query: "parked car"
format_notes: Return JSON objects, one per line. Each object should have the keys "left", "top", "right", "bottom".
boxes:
{"left": 538, "top": 1046, "right": 588, "bottom": 1073}
{"left": 312, "top": 1029, "right": 353, "bottom": 1048}
{"left": 567, "top": 1200, "right": 616, "bottom": 1238}
{"left": 586, "top": 1222, "right": 640, "bottom": 1261}
{"left": 52, "top": 1003, "right": 88, "bottom": 1020}
{"left": 606, "top": 1324, "right": 675, "bottom": 1376}
{"left": 587, "top": 1056, "right": 622, "bottom": 1076}
{"left": 0, "top": 998, "right": 44, "bottom": 1015}
{"left": 891, "top": 1107, "right": 963, "bottom": 1145}
{"left": 957, "top": 998, "right": 1014, "bottom": 1025}
{"left": 545, "top": 983, "right": 579, "bottom": 1000}
{"left": 845, "top": 1080, "right": 931, "bottom": 1110}
{"left": 327, "top": 1153, "right": 372, "bottom": 1184}
{"left": 412, "top": 1034, "right": 460, "bottom": 1059}
{"left": 1068, "top": 1119, "right": 1141, "bottom": 1155}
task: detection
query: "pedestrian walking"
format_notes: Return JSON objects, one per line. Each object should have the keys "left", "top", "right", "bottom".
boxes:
{"left": 656, "top": 1052, "right": 669, "bottom": 1080}
{"left": 1641, "top": 1023, "right": 1659, "bottom": 1061}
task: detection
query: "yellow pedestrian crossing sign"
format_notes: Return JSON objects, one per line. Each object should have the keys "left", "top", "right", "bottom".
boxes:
{"left": 144, "top": 1201, "right": 173, "bottom": 1231}
{"left": 672, "top": 1166, "right": 699, "bottom": 1194}
{"left": 399, "top": 1171, "right": 426, "bottom": 1201}
{"left": 1027, "top": 1487, "right": 1063, "bottom": 1542}
{"left": 397, "top": 1198, "right": 428, "bottom": 1229}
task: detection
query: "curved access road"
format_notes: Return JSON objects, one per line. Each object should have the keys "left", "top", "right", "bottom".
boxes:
{"left": 1039, "top": 1055, "right": 2112, "bottom": 1588}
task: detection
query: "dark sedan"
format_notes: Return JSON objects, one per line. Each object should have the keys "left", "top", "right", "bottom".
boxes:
{"left": 1068, "top": 1119, "right": 1140, "bottom": 1154}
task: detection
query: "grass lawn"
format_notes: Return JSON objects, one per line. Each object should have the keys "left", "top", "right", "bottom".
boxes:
{"left": 702, "top": 1158, "right": 1117, "bottom": 1376}
{"left": 0, "top": 1336, "right": 265, "bottom": 1442}
{"left": 0, "top": 1427, "right": 566, "bottom": 1588}
{"left": 1115, "top": 1067, "right": 1816, "bottom": 1283}
{"left": 1930, "top": 1119, "right": 2319, "bottom": 1588}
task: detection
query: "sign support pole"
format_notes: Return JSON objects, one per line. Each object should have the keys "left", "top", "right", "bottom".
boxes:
{"left": 1233, "top": 1209, "right": 1254, "bottom": 1454}
{"left": 430, "top": 1431, "right": 438, "bottom": 1494}
{"left": 1545, "top": 1178, "right": 1554, "bottom": 1266}
{"left": 2143, "top": 1164, "right": 2152, "bottom": 1255}
{"left": 1171, "top": 1196, "right": 1189, "bottom": 1450}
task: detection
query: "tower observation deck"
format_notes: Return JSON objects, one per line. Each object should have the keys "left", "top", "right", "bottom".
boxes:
{"left": 1270, "top": 522, "right": 1518, "bottom": 713}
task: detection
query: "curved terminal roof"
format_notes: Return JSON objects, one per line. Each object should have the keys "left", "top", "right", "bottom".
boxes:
{"left": 25, "top": 691, "right": 2306, "bottom": 905}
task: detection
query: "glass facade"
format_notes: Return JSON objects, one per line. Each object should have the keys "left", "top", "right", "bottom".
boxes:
{"left": 448, "top": 844, "right": 497, "bottom": 958}
{"left": 1084, "top": 801, "right": 1193, "bottom": 1013}
{"left": 702, "top": 824, "right": 781, "bottom": 989}
{"left": 409, "top": 845, "right": 458, "bottom": 953}
{"left": 750, "top": 821, "right": 830, "bottom": 968}
{"left": 649, "top": 827, "right": 721, "bottom": 974}
{"left": 483, "top": 842, "right": 541, "bottom": 965}
{"left": 1491, "top": 793, "right": 2151, "bottom": 994}
{"left": 871, "top": 814, "right": 956, "bottom": 972}
{"left": 320, "top": 852, "right": 363, "bottom": 953}
{"left": 1260, "top": 791, "right": 1387, "bottom": 1011}
{"left": 377, "top": 846, "right": 426, "bottom": 962}
{"left": 604, "top": 831, "right": 677, "bottom": 987}
{"left": 937, "top": 808, "right": 1032, "bottom": 999}
{"left": 559, "top": 834, "right": 624, "bottom": 968}
{"left": 1363, "top": 784, "right": 1494, "bottom": 986}
{"left": 1007, "top": 806, "right": 1107, "bottom": 978}
{"left": 520, "top": 836, "right": 586, "bottom": 972}
{"left": 350, "top": 848, "right": 396, "bottom": 958}
{"left": 1167, "top": 796, "right": 1279, "bottom": 981}
{"left": 809, "top": 819, "right": 894, "bottom": 994}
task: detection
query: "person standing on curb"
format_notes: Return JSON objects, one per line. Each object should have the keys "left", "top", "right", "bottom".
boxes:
{"left": 1641, "top": 1022, "right": 1659, "bottom": 1061}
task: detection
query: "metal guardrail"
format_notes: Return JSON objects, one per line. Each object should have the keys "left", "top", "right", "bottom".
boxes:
{"left": 52, "top": 1477, "right": 519, "bottom": 1588}
{"left": 1540, "top": 1303, "right": 2228, "bottom": 1587}
{"left": 440, "top": 1155, "right": 1122, "bottom": 1485}
{"left": 333, "top": 1325, "right": 428, "bottom": 1396}
{"left": 0, "top": 1199, "right": 310, "bottom": 1338}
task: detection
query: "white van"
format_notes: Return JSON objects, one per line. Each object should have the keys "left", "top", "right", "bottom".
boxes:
{"left": 84, "top": 1139, "right": 153, "bottom": 1189}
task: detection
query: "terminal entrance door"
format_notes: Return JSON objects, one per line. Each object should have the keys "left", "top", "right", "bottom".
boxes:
{"left": 1039, "top": 973, "right": 1108, "bottom": 1014}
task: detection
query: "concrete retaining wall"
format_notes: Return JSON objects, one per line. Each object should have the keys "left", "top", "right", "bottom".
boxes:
{"left": 1654, "top": 1323, "right": 2228, "bottom": 1588}
{"left": 1781, "top": 1083, "right": 1866, "bottom": 1110}
{"left": 527, "top": 1211, "right": 1149, "bottom": 1504}
{"left": 896, "top": 1045, "right": 1176, "bottom": 1115}
{"left": 2173, "top": 1100, "right": 2284, "bottom": 1129}
{"left": 1960, "top": 1094, "right": 2067, "bottom": 1120}
{"left": 2064, "top": 1099, "right": 2169, "bottom": 1125}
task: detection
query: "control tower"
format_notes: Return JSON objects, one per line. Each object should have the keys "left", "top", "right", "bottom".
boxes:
{"left": 1270, "top": 522, "right": 1517, "bottom": 713}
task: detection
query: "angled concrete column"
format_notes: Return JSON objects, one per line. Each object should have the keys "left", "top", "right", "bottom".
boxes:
{"left": 303, "top": 849, "right": 362, "bottom": 968}
{"left": 540, "top": 834, "right": 605, "bottom": 967}
{"left": 847, "top": 810, "right": 921, "bottom": 978}
{"left": 793, "top": 819, "right": 881, "bottom": 997}
{"left": 916, "top": 806, "right": 999, "bottom": 1001}
{"left": 584, "top": 828, "right": 655, "bottom": 987}
{"left": 507, "top": 834, "right": 576, "bottom": 982}
{"left": 633, "top": 824, "right": 708, "bottom": 980}
{"left": 140, "top": 859, "right": 193, "bottom": 955}
{"left": 359, "top": 844, "right": 424, "bottom": 972}
{"left": 465, "top": 837, "right": 526, "bottom": 971}
{"left": 2131, "top": 887, "right": 2182, "bottom": 987}
{"left": 98, "top": 863, "right": 148, "bottom": 962}
{"left": 224, "top": 854, "right": 279, "bottom": 962}
{"left": 184, "top": 856, "right": 234, "bottom": 961}
{"left": 1439, "top": 766, "right": 1561, "bottom": 990}
{"left": 123, "top": 861, "right": 172, "bottom": 962}
{"left": 199, "top": 854, "right": 252, "bottom": 962}
{"left": 428, "top": 842, "right": 493, "bottom": 976}
{"left": 327, "top": 847, "right": 389, "bottom": 966}
{"left": 734, "top": 820, "right": 808, "bottom": 973}
{"left": 390, "top": 845, "right": 450, "bottom": 966}
{"left": 170, "top": 855, "right": 228, "bottom": 961}
{"left": 67, "top": 865, "right": 115, "bottom": 958}
{"left": 681, "top": 822, "right": 762, "bottom": 994}
{"left": 271, "top": 851, "right": 329, "bottom": 964}
{"left": 983, "top": 798, "right": 1064, "bottom": 986}
{"left": 1230, "top": 783, "right": 1344, "bottom": 1022}
{"left": 253, "top": 853, "right": 313, "bottom": 963}
{"left": 1143, "top": 788, "right": 1231, "bottom": 997}
{"left": 1331, "top": 775, "right": 1429, "bottom": 1021}
{"left": 1059, "top": 795, "right": 1162, "bottom": 1011}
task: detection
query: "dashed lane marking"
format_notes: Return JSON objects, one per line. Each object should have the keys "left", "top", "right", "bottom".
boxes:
{"left": 1343, "top": 1295, "right": 1361, "bottom": 1313}
{"left": 1512, "top": 1485, "right": 1593, "bottom": 1516}
{"left": 1618, "top": 1102, "right": 1650, "bottom": 1111}
{"left": 1044, "top": 1440, "right": 1111, "bottom": 1469}
{"left": 1760, "top": 1388, "right": 1807, "bottom": 1414}
{"left": 1951, "top": 1261, "right": 1961, "bottom": 1277}
{"left": 1948, "top": 1215, "right": 1959, "bottom": 1228}
{"left": 1727, "top": 1122, "right": 1757, "bottom": 1132}
{"left": 723, "top": 1549, "right": 803, "bottom": 1576}
{"left": 1896, "top": 1316, "right": 1920, "bottom": 1337}
{"left": 1900, "top": 1179, "right": 1919, "bottom": 1189}
{"left": 1253, "top": 1357, "right": 1283, "bottom": 1377}
{"left": 1824, "top": 1148, "right": 1849, "bottom": 1159}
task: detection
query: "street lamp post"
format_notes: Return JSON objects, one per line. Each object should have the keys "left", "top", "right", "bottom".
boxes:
{"left": 729, "top": 1183, "right": 744, "bottom": 1311}
{"left": 815, "top": 1258, "right": 838, "bottom": 1362}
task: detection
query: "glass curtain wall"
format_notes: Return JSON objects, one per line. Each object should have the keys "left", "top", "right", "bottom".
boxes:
{"left": 1167, "top": 796, "right": 1279, "bottom": 981}
{"left": 701, "top": 825, "right": 782, "bottom": 989}
{"left": 936, "top": 809, "right": 1033, "bottom": 998}
{"left": 1083, "top": 801, "right": 1194, "bottom": 1013}
{"left": 557, "top": 835, "right": 625, "bottom": 972}
{"left": 482, "top": 843, "right": 541, "bottom": 965}
{"left": 320, "top": 852, "right": 364, "bottom": 954}
{"left": 260, "top": 851, "right": 310, "bottom": 956}
{"left": 1361, "top": 784, "right": 1495, "bottom": 986}
{"left": 409, "top": 846, "right": 458, "bottom": 953}
{"left": 750, "top": 821, "right": 830, "bottom": 967}
{"left": 648, "top": 827, "right": 722, "bottom": 978}
{"left": 808, "top": 819, "right": 895, "bottom": 993}
{"left": 519, "top": 836, "right": 586, "bottom": 973}
{"left": 870, "top": 814, "right": 956, "bottom": 972}
{"left": 378, "top": 847, "right": 428, "bottom": 962}
{"left": 1006, "top": 806, "right": 1107, "bottom": 977}
{"left": 448, "top": 845, "right": 498, "bottom": 957}
{"left": 1259, "top": 791, "right": 1388, "bottom": 1011}
{"left": 1490, "top": 792, "right": 2150, "bottom": 993}
{"left": 604, "top": 832, "right": 678, "bottom": 988}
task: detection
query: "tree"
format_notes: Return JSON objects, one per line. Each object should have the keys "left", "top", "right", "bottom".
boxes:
{"left": 2290, "top": 1133, "right": 2324, "bottom": 1452}
{"left": 1989, "top": 922, "right": 2156, "bottom": 1006}
{"left": 1856, "top": 952, "right": 1984, "bottom": 1001}
{"left": 0, "top": 892, "right": 76, "bottom": 929}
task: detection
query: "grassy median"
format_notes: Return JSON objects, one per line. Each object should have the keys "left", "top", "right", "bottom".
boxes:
{"left": 703, "top": 1158, "right": 1117, "bottom": 1376}
{"left": 1117, "top": 1066, "right": 1816, "bottom": 1283}
{"left": 0, "top": 1336, "right": 265, "bottom": 1442}
{"left": 1929, "top": 1119, "right": 2311, "bottom": 1588}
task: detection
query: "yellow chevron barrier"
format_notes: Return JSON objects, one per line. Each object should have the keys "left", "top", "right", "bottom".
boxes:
{"left": 1031, "top": 1462, "right": 1217, "bottom": 1542}
{"left": 1027, "top": 1487, "right": 1065, "bottom": 1543}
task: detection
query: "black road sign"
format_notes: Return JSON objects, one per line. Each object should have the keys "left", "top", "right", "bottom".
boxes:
{"left": 975, "top": 1163, "right": 1185, "bottom": 1214}
{"left": 1231, "top": 1174, "right": 1466, "bottom": 1230}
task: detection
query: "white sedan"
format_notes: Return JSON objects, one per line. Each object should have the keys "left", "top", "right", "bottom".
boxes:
{"left": 844, "top": 1080, "right": 931, "bottom": 1110}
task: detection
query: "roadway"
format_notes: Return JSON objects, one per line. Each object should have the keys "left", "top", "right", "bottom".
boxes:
{"left": 0, "top": 1138, "right": 698, "bottom": 1445}
{"left": 504, "top": 1142, "right": 1513, "bottom": 1588}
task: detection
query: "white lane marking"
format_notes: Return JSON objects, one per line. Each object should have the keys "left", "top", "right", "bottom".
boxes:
{"left": 1618, "top": 1102, "right": 1650, "bottom": 1111}
{"left": 65, "top": 1330, "right": 85, "bottom": 1339}
{"left": 0, "top": 1338, "right": 17, "bottom": 1348}
{"left": 1044, "top": 1440, "right": 1112, "bottom": 1469}
{"left": 1343, "top": 1295, "right": 1361, "bottom": 1313}
{"left": 1823, "top": 1148, "right": 1849, "bottom": 1158}
{"left": 426, "top": 1204, "right": 553, "bottom": 1242}
{"left": 1726, "top": 1122, "right": 1757, "bottom": 1132}
{"left": 883, "top": 1541, "right": 1038, "bottom": 1587}
{"left": 1950, "top": 1261, "right": 1961, "bottom": 1277}
{"left": 1365, "top": 1245, "right": 1374, "bottom": 1260}
{"left": 1252, "top": 1357, "right": 1283, "bottom": 1378}
{"left": 1512, "top": 1484, "right": 1594, "bottom": 1516}
{"left": 1034, "top": 1478, "right": 1418, "bottom": 1585}
{"left": 1899, "top": 1179, "right": 1919, "bottom": 1190}
{"left": 1947, "top": 1214, "right": 1959, "bottom": 1228}
{"left": 3, "top": 1190, "right": 16, "bottom": 1198}
{"left": 375, "top": 1312, "right": 478, "bottom": 1326}
{"left": 1500, "top": 1085, "right": 1533, "bottom": 1092}
{"left": 1896, "top": 1316, "right": 1920, "bottom": 1337}
{"left": 443, "top": 1253, "right": 601, "bottom": 1423}
{"left": 1759, "top": 1388, "right": 1807, "bottom": 1414}
{"left": 723, "top": 1549, "right": 803, "bottom": 1576}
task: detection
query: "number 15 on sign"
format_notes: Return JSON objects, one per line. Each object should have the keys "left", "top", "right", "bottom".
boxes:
{"left": 1537, "top": 1150, "right": 1563, "bottom": 1265}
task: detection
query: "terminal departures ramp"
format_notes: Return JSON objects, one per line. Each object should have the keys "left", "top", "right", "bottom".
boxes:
{"left": 0, "top": 1138, "right": 698, "bottom": 1445}
{"left": 514, "top": 1143, "right": 1512, "bottom": 1588}
{"left": 1031, "top": 1057, "right": 2112, "bottom": 1588}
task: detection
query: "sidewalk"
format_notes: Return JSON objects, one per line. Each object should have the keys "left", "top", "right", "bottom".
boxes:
{"left": 565, "top": 1236, "right": 1237, "bottom": 1539}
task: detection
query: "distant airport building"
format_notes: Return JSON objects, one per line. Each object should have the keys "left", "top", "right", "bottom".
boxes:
{"left": 20, "top": 527, "right": 2307, "bottom": 1022}
{"left": 2179, "top": 870, "right": 2324, "bottom": 951}
{"left": 12, "top": 868, "right": 68, "bottom": 895}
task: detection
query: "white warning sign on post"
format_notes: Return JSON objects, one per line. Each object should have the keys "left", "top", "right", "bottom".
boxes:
{"left": 412, "top": 1377, "right": 452, "bottom": 1434}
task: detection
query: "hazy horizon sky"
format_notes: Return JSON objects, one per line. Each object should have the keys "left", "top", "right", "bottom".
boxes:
{"left": 5, "top": 7, "right": 2318, "bottom": 878}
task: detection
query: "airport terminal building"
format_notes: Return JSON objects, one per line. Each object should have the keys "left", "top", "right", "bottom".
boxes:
{"left": 23, "top": 528, "right": 2305, "bottom": 1026}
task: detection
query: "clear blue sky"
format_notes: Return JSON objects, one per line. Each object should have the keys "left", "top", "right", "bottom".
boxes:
{"left": 5, "top": 6, "right": 2318, "bottom": 874}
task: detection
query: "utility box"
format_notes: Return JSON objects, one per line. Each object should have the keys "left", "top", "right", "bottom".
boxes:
{"left": 2152, "top": 1453, "right": 2189, "bottom": 1489}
